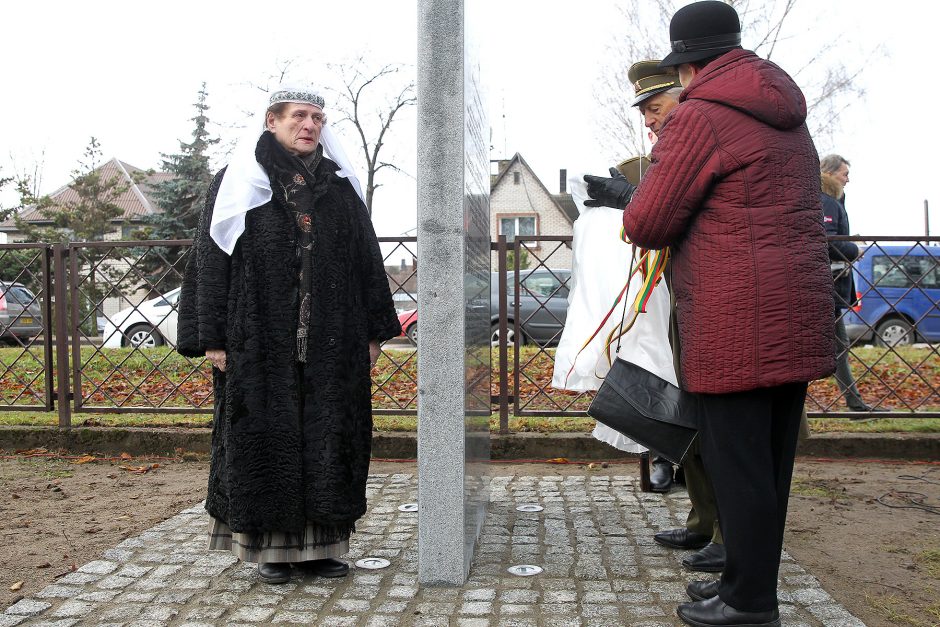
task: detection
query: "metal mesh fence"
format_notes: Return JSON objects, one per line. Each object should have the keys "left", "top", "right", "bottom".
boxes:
{"left": 0, "top": 244, "right": 53, "bottom": 410}
{"left": 505, "top": 236, "right": 940, "bottom": 420}
{"left": 806, "top": 237, "right": 940, "bottom": 416}
{"left": 3, "top": 236, "right": 938, "bottom": 426}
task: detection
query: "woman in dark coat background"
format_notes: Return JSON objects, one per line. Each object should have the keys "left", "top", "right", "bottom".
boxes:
{"left": 177, "top": 85, "right": 401, "bottom": 584}
{"left": 821, "top": 162, "right": 872, "bottom": 412}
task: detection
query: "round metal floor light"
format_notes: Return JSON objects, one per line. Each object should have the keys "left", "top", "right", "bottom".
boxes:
{"left": 507, "top": 564, "right": 543, "bottom": 576}
{"left": 355, "top": 558, "right": 391, "bottom": 570}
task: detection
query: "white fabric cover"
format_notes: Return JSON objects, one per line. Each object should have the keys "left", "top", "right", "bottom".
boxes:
{"left": 552, "top": 175, "right": 676, "bottom": 453}
{"left": 209, "top": 87, "right": 365, "bottom": 256}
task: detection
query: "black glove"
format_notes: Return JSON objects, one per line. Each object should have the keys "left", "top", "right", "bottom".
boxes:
{"left": 583, "top": 167, "right": 637, "bottom": 208}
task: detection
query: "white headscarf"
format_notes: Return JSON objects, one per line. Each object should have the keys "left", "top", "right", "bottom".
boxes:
{"left": 209, "top": 84, "right": 366, "bottom": 255}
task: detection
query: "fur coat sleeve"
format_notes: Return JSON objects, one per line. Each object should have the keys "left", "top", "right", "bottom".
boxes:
{"left": 177, "top": 169, "right": 230, "bottom": 358}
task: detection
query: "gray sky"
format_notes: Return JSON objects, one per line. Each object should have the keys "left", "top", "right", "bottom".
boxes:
{"left": 1, "top": 0, "right": 936, "bottom": 239}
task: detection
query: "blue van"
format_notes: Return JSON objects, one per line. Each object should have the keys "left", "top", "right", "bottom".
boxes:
{"left": 842, "top": 245, "right": 940, "bottom": 346}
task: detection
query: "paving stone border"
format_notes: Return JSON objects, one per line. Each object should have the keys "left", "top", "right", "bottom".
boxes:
{"left": 5, "top": 473, "right": 864, "bottom": 626}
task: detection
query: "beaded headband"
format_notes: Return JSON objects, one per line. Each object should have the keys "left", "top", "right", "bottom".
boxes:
{"left": 269, "top": 89, "right": 325, "bottom": 109}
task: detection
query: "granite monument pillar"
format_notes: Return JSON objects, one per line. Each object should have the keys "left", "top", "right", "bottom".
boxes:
{"left": 416, "top": 0, "right": 491, "bottom": 586}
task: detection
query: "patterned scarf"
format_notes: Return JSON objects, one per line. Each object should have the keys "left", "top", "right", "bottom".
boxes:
{"left": 257, "top": 132, "right": 323, "bottom": 362}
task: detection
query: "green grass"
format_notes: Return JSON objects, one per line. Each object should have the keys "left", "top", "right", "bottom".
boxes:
{"left": 866, "top": 593, "right": 935, "bottom": 627}
{"left": 919, "top": 548, "right": 940, "bottom": 579}
{"left": 2, "top": 408, "right": 938, "bottom": 434}
{"left": 789, "top": 477, "right": 848, "bottom": 500}
{"left": 2, "top": 344, "right": 939, "bottom": 431}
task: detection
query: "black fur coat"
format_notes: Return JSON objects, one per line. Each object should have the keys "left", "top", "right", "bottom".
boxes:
{"left": 177, "top": 133, "right": 401, "bottom": 535}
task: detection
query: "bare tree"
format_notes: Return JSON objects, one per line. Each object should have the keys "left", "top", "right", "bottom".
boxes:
{"left": 594, "top": 0, "right": 673, "bottom": 159}
{"left": 594, "top": 0, "right": 878, "bottom": 162}
{"left": 233, "top": 57, "right": 416, "bottom": 217}
{"left": 325, "top": 58, "right": 416, "bottom": 216}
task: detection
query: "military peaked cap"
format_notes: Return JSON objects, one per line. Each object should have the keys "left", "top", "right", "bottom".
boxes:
{"left": 628, "top": 61, "right": 682, "bottom": 107}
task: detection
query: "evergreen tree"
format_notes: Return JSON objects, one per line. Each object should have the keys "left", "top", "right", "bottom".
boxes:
{"left": 135, "top": 84, "right": 218, "bottom": 293}
{"left": 145, "top": 83, "right": 218, "bottom": 240}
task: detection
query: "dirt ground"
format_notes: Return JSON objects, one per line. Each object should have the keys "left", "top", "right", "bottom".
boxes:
{"left": 1, "top": 455, "right": 938, "bottom": 625}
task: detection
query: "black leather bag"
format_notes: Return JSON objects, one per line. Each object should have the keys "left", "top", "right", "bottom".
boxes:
{"left": 586, "top": 245, "right": 697, "bottom": 465}
{"left": 588, "top": 357, "right": 697, "bottom": 464}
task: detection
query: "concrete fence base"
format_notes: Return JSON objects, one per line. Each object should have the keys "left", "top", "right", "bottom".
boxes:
{"left": 1, "top": 426, "right": 937, "bottom": 462}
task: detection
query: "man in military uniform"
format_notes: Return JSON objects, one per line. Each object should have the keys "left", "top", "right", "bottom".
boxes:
{"left": 627, "top": 60, "right": 726, "bottom": 574}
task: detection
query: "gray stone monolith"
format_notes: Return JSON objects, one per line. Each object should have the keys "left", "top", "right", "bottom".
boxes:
{"left": 416, "top": 0, "right": 491, "bottom": 586}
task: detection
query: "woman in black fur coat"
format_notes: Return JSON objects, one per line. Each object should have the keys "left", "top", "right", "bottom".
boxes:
{"left": 177, "top": 85, "right": 401, "bottom": 584}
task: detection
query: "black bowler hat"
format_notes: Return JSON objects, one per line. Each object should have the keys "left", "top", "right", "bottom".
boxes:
{"left": 659, "top": 1, "right": 742, "bottom": 68}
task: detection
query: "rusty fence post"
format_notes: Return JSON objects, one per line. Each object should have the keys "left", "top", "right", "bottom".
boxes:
{"left": 497, "top": 235, "right": 509, "bottom": 434}
{"left": 52, "top": 244, "right": 71, "bottom": 429}
{"left": 40, "top": 246, "right": 55, "bottom": 410}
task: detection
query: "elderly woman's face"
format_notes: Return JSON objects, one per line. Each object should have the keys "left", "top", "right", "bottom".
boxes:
{"left": 266, "top": 103, "right": 325, "bottom": 157}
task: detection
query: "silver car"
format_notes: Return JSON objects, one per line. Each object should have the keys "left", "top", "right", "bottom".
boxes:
{"left": 490, "top": 269, "right": 571, "bottom": 346}
{"left": 0, "top": 281, "right": 43, "bottom": 344}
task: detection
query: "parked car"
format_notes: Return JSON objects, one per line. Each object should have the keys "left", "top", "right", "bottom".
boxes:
{"left": 398, "top": 309, "right": 418, "bottom": 344}
{"left": 843, "top": 245, "right": 940, "bottom": 346}
{"left": 101, "top": 287, "right": 181, "bottom": 348}
{"left": 491, "top": 268, "right": 570, "bottom": 346}
{"left": 0, "top": 281, "right": 43, "bottom": 344}
{"left": 389, "top": 269, "right": 571, "bottom": 347}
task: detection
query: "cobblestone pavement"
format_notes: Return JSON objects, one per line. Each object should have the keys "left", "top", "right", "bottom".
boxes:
{"left": 4, "top": 473, "right": 864, "bottom": 626}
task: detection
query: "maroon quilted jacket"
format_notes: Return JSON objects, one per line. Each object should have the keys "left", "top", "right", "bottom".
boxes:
{"left": 623, "top": 49, "right": 835, "bottom": 394}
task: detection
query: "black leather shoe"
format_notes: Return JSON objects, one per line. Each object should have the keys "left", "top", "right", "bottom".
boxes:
{"left": 675, "top": 465, "right": 686, "bottom": 486}
{"left": 654, "top": 528, "right": 711, "bottom": 550}
{"left": 847, "top": 400, "right": 873, "bottom": 413}
{"left": 677, "top": 595, "right": 780, "bottom": 626}
{"left": 650, "top": 458, "right": 675, "bottom": 493}
{"left": 258, "top": 562, "right": 291, "bottom": 584}
{"left": 682, "top": 542, "right": 726, "bottom": 572}
{"left": 687, "top": 580, "right": 720, "bottom": 601}
{"left": 298, "top": 557, "right": 349, "bottom": 578}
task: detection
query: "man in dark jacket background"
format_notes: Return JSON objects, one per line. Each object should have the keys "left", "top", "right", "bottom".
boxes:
{"left": 626, "top": 59, "right": 726, "bottom": 573}
{"left": 820, "top": 154, "right": 873, "bottom": 413}
{"left": 584, "top": 2, "right": 835, "bottom": 625}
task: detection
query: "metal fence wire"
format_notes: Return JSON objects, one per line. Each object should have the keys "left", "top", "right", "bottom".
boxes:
{"left": 0, "top": 243, "right": 53, "bottom": 410}
{"left": 1, "top": 236, "right": 938, "bottom": 427}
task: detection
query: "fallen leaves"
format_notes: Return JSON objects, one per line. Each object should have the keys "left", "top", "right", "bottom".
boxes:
{"left": 119, "top": 463, "right": 159, "bottom": 474}
{"left": 72, "top": 455, "right": 97, "bottom": 465}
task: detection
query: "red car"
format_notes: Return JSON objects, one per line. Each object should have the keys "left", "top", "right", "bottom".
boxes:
{"left": 397, "top": 309, "right": 417, "bottom": 344}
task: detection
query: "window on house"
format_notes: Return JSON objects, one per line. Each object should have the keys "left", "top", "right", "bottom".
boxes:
{"left": 513, "top": 171, "right": 521, "bottom": 184}
{"left": 499, "top": 216, "right": 536, "bottom": 242}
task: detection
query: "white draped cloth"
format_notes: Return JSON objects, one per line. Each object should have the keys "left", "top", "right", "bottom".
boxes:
{"left": 209, "top": 84, "right": 365, "bottom": 256}
{"left": 552, "top": 175, "right": 677, "bottom": 453}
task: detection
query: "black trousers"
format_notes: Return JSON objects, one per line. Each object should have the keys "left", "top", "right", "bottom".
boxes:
{"left": 695, "top": 382, "right": 807, "bottom": 612}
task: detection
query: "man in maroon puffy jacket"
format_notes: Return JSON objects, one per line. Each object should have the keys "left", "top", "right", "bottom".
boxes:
{"left": 585, "top": 2, "right": 835, "bottom": 625}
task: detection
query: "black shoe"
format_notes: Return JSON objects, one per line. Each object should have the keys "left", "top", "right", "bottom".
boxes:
{"left": 687, "top": 580, "right": 720, "bottom": 601}
{"left": 682, "top": 542, "right": 726, "bottom": 572}
{"left": 677, "top": 595, "right": 780, "bottom": 627}
{"left": 298, "top": 557, "right": 349, "bottom": 578}
{"left": 650, "top": 459, "right": 675, "bottom": 493}
{"left": 674, "top": 465, "right": 686, "bottom": 486}
{"left": 258, "top": 562, "right": 292, "bottom": 584}
{"left": 654, "top": 528, "right": 711, "bottom": 550}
